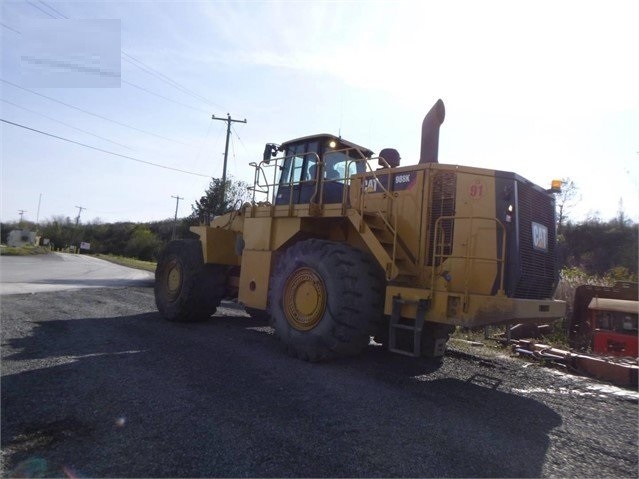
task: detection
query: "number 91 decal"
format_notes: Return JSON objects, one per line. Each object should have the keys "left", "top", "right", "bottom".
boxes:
{"left": 468, "top": 179, "right": 485, "bottom": 200}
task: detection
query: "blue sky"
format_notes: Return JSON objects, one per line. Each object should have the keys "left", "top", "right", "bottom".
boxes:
{"left": 1, "top": 0, "right": 638, "bottom": 225}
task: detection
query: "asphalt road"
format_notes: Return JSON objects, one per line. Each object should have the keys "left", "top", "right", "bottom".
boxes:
{"left": 1, "top": 256, "right": 638, "bottom": 478}
{"left": 0, "top": 253, "right": 154, "bottom": 295}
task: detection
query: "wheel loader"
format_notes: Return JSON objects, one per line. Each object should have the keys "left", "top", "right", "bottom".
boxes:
{"left": 155, "top": 99, "right": 567, "bottom": 361}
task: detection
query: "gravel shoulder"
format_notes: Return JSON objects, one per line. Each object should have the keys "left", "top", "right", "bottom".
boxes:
{"left": 1, "top": 286, "right": 637, "bottom": 478}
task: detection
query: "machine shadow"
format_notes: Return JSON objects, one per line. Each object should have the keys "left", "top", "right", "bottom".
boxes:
{"left": 2, "top": 309, "right": 561, "bottom": 478}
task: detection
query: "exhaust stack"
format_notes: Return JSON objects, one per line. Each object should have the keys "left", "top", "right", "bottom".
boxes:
{"left": 419, "top": 99, "right": 445, "bottom": 164}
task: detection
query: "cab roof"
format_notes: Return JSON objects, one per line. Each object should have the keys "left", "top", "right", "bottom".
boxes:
{"left": 588, "top": 297, "right": 639, "bottom": 314}
{"left": 280, "top": 133, "right": 374, "bottom": 158}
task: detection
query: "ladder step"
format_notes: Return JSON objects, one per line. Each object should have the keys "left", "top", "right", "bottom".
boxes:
{"left": 368, "top": 222, "right": 386, "bottom": 231}
{"left": 363, "top": 213, "right": 387, "bottom": 227}
{"left": 394, "top": 256, "right": 412, "bottom": 264}
{"left": 388, "top": 296, "right": 430, "bottom": 357}
{"left": 362, "top": 211, "right": 418, "bottom": 278}
{"left": 381, "top": 243, "right": 412, "bottom": 261}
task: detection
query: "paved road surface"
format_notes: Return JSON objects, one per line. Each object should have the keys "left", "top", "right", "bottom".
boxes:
{"left": 0, "top": 253, "right": 154, "bottom": 295}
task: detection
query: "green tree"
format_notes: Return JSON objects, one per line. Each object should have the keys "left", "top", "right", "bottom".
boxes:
{"left": 192, "top": 176, "right": 251, "bottom": 222}
{"left": 556, "top": 177, "right": 579, "bottom": 235}
{"left": 124, "top": 226, "right": 162, "bottom": 261}
{"left": 147, "top": 217, "right": 198, "bottom": 244}
{"left": 39, "top": 216, "right": 74, "bottom": 249}
{"left": 1, "top": 221, "right": 19, "bottom": 244}
{"left": 561, "top": 218, "right": 638, "bottom": 277}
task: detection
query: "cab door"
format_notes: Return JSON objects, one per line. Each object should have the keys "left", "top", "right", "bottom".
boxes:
{"left": 275, "top": 141, "right": 319, "bottom": 205}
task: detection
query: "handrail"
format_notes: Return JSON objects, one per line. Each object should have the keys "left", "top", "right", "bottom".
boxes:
{"left": 347, "top": 154, "right": 419, "bottom": 278}
{"left": 248, "top": 162, "right": 270, "bottom": 203}
{"left": 249, "top": 147, "right": 398, "bottom": 209}
{"left": 248, "top": 147, "right": 415, "bottom": 279}
{"left": 249, "top": 152, "right": 321, "bottom": 207}
{"left": 430, "top": 215, "right": 507, "bottom": 298}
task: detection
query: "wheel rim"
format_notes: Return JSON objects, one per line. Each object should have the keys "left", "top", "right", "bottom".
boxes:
{"left": 164, "top": 258, "right": 183, "bottom": 301}
{"left": 283, "top": 267, "right": 326, "bottom": 331}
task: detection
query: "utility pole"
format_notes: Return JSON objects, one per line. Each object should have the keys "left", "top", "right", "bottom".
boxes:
{"left": 171, "top": 195, "right": 183, "bottom": 240}
{"left": 72, "top": 206, "right": 85, "bottom": 254}
{"left": 18, "top": 210, "right": 27, "bottom": 225}
{"left": 74, "top": 205, "right": 85, "bottom": 227}
{"left": 211, "top": 113, "right": 247, "bottom": 206}
{"left": 36, "top": 193, "right": 42, "bottom": 227}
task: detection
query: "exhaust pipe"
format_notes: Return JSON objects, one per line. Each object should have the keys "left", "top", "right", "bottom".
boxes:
{"left": 419, "top": 99, "right": 445, "bottom": 164}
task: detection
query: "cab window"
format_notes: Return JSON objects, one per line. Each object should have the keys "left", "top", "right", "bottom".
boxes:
{"left": 279, "top": 144, "right": 304, "bottom": 185}
{"left": 324, "top": 150, "right": 363, "bottom": 183}
{"left": 279, "top": 141, "right": 319, "bottom": 185}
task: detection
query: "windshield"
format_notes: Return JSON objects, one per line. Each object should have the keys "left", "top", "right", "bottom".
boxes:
{"left": 323, "top": 150, "right": 361, "bottom": 183}
{"left": 278, "top": 141, "right": 319, "bottom": 186}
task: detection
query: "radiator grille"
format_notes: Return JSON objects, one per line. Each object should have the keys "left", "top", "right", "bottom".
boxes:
{"left": 514, "top": 182, "right": 557, "bottom": 299}
{"left": 428, "top": 172, "right": 457, "bottom": 266}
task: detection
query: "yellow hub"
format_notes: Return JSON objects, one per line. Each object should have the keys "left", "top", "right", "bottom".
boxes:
{"left": 284, "top": 267, "right": 326, "bottom": 331}
{"left": 165, "top": 259, "right": 182, "bottom": 300}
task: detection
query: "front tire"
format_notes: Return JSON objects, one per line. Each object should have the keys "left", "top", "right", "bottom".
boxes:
{"left": 155, "top": 239, "right": 227, "bottom": 322}
{"left": 268, "top": 239, "right": 385, "bottom": 361}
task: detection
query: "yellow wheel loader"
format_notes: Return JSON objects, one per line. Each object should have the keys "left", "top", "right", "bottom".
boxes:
{"left": 155, "top": 99, "right": 566, "bottom": 361}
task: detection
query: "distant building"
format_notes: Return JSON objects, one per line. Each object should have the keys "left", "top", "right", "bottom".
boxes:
{"left": 7, "top": 230, "right": 38, "bottom": 247}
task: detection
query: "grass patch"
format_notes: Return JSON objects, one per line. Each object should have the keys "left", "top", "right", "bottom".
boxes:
{"left": 94, "top": 254, "right": 156, "bottom": 272}
{"left": 0, "top": 245, "right": 52, "bottom": 256}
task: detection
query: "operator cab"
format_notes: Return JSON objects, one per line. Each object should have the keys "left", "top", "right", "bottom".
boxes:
{"left": 266, "top": 134, "right": 374, "bottom": 205}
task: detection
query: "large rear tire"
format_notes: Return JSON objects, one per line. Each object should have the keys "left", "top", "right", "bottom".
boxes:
{"left": 155, "top": 239, "right": 227, "bottom": 322}
{"left": 268, "top": 239, "right": 385, "bottom": 361}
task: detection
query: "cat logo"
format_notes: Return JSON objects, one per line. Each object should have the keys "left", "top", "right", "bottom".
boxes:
{"left": 364, "top": 178, "right": 380, "bottom": 193}
{"left": 532, "top": 222, "right": 548, "bottom": 252}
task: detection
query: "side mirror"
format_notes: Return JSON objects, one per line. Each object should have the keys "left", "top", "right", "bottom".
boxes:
{"left": 263, "top": 143, "right": 279, "bottom": 164}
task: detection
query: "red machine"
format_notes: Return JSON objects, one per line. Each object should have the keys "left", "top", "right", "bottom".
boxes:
{"left": 569, "top": 282, "right": 638, "bottom": 357}
{"left": 588, "top": 297, "right": 638, "bottom": 356}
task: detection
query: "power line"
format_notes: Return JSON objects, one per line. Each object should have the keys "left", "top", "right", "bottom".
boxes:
{"left": 38, "top": 0, "right": 67, "bottom": 19}
{"left": 1, "top": 118, "right": 212, "bottom": 178}
{"left": 230, "top": 127, "right": 237, "bottom": 170}
{"left": 1, "top": 22, "right": 21, "bottom": 34}
{"left": 25, "top": 0, "right": 56, "bottom": 18}
{"left": 122, "top": 80, "right": 209, "bottom": 114}
{"left": 19, "top": 1, "right": 220, "bottom": 112}
{"left": 122, "top": 54, "right": 206, "bottom": 103}
{"left": 1, "top": 98, "right": 134, "bottom": 151}
{"left": 232, "top": 124, "right": 250, "bottom": 155}
{"left": 5, "top": 4, "right": 223, "bottom": 114}
{"left": 122, "top": 52, "right": 223, "bottom": 109}
{"left": 1, "top": 79, "right": 193, "bottom": 147}
{"left": 0, "top": 22, "right": 216, "bottom": 114}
